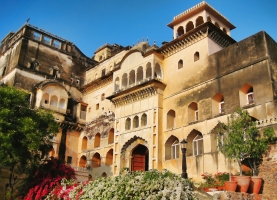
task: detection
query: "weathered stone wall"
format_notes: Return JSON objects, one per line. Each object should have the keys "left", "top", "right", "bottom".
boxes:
{"left": 258, "top": 144, "right": 277, "bottom": 199}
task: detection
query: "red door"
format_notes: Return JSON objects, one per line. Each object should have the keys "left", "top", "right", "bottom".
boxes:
{"left": 132, "top": 154, "right": 145, "bottom": 171}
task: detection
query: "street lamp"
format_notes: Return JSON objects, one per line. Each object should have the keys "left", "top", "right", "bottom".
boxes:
{"left": 180, "top": 139, "right": 188, "bottom": 179}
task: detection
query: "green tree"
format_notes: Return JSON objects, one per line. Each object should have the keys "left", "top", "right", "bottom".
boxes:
{"left": 0, "top": 85, "right": 59, "bottom": 199}
{"left": 217, "top": 108, "right": 275, "bottom": 176}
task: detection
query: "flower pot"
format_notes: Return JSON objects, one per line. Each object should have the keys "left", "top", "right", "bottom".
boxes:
{"left": 231, "top": 176, "right": 251, "bottom": 192}
{"left": 248, "top": 176, "right": 262, "bottom": 194}
{"left": 217, "top": 186, "right": 224, "bottom": 191}
{"left": 224, "top": 181, "right": 237, "bottom": 192}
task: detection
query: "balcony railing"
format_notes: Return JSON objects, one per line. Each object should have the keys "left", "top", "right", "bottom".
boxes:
{"left": 71, "top": 166, "right": 88, "bottom": 172}
{"left": 113, "top": 77, "right": 162, "bottom": 95}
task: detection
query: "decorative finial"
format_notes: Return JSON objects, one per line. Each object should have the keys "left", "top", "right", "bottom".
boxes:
{"left": 154, "top": 40, "right": 156, "bottom": 45}
{"left": 147, "top": 37, "right": 148, "bottom": 41}
{"left": 142, "top": 38, "right": 144, "bottom": 42}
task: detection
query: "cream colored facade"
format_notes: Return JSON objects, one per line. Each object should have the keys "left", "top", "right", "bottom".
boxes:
{"left": 1, "top": 1, "right": 277, "bottom": 185}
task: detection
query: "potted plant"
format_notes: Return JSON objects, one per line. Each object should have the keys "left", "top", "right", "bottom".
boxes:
{"left": 216, "top": 108, "right": 275, "bottom": 192}
{"left": 246, "top": 128, "right": 275, "bottom": 194}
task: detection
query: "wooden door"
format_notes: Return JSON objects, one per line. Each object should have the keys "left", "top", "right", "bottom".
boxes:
{"left": 132, "top": 154, "right": 145, "bottom": 171}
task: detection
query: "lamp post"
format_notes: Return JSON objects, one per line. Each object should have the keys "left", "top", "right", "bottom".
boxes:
{"left": 180, "top": 139, "right": 188, "bottom": 179}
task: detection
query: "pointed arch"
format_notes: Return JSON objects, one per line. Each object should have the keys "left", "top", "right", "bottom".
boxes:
{"left": 196, "top": 16, "right": 204, "bottom": 27}
{"left": 105, "top": 149, "right": 113, "bottom": 166}
{"left": 186, "top": 21, "right": 194, "bottom": 32}
{"left": 108, "top": 128, "right": 114, "bottom": 144}
{"left": 94, "top": 133, "right": 101, "bottom": 148}
{"left": 165, "top": 135, "right": 179, "bottom": 160}
{"left": 154, "top": 63, "right": 162, "bottom": 79}
{"left": 187, "top": 129, "right": 203, "bottom": 156}
{"left": 137, "top": 66, "right": 143, "bottom": 83}
{"left": 177, "top": 26, "right": 184, "bottom": 37}
{"left": 91, "top": 152, "right": 101, "bottom": 168}
{"left": 141, "top": 113, "right": 147, "bottom": 126}
{"left": 82, "top": 136, "right": 88, "bottom": 151}
{"left": 167, "top": 109, "right": 176, "bottom": 129}
{"left": 79, "top": 155, "right": 87, "bottom": 168}
{"left": 146, "top": 62, "right": 152, "bottom": 79}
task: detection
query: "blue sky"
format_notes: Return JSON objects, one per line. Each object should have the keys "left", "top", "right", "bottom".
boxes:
{"left": 1, "top": 0, "right": 276, "bottom": 57}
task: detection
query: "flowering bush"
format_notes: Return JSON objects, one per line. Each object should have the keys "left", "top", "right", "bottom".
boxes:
{"left": 214, "top": 172, "right": 230, "bottom": 185}
{"left": 24, "top": 157, "right": 75, "bottom": 200}
{"left": 198, "top": 172, "right": 231, "bottom": 188}
{"left": 46, "top": 169, "right": 196, "bottom": 200}
{"left": 201, "top": 172, "right": 216, "bottom": 186}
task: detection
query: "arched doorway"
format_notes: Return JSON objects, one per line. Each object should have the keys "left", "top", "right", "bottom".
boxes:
{"left": 131, "top": 144, "right": 149, "bottom": 172}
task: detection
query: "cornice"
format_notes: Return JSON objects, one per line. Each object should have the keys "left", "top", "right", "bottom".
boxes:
{"left": 82, "top": 75, "right": 113, "bottom": 94}
{"left": 159, "top": 22, "right": 236, "bottom": 58}
{"left": 109, "top": 85, "right": 158, "bottom": 107}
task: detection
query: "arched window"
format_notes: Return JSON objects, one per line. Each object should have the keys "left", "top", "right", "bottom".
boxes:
{"left": 42, "top": 93, "right": 49, "bottom": 106}
{"left": 129, "top": 70, "right": 135, "bottom": 86}
{"left": 193, "top": 135, "right": 204, "bottom": 156}
{"left": 194, "top": 52, "right": 200, "bottom": 62}
{"left": 133, "top": 116, "right": 139, "bottom": 128}
{"left": 141, "top": 113, "right": 147, "bottom": 126}
{"left": 108, "top": 128, "right": 114, "bottom": 144}
{"left": 178, "top": 59, "right": 183, "bottom": 69}
{"left": 195, "top": 16, "right": 204, "bottom": 27}
{"left": 207, "top": 16, "right": 212, "bottom": 22}
{"left": 101, "top": 93, "right": 105, "bottom": 101}
{"left": 188, "top": 102, "right": 198, "bottom": 122}
{"left": 91, "top": 153, "right": 101, "bottom": 168}
{"left": 223, "top": 28, "right": 227, "bottom": 34}
{"left": 177, "top": 26, "right": 184, "bottom": 37}
{"left": 167, "top": 110, "right": 176, "bottom": 129}
{"left": 165, "top": 136, "right": 179, "bottom": 160}
{"left": 137, "top": 66, "right": 143, "bottom": 83}
{"left": 186, "top": 21, "right": 194, "bottom": 32}
{"left": 50, "top": 95, "right": 58, "bottom": 107}
{"left": 101, "top": 172, "right": 107, "bottom": 178}
{"left": 154, "top": 63, "right": 162, "bottom": 79}
{"left": 105, "top": 149, "right": 113, "bottom": 166}
{"left": 212, "top": 93, "right": 224, "bottom": 115}
{"left": 122, "top": 73, "right": 128, "bottom": 88}
{"left": 187, "top": 130, "right": 203, "bottom": 156}
{"left": 125, "top": 118, "right": 131, "bottom": 130}
{"left": 146, "top": 63, "right": 152, "bottom": 79}
{"left": 114, "top": 77, "right": 120, "bottom": 92}
{"left": 215, "top": 22, "right": 220, "bottom": 29}
{"left": 239, "top": 84, "right": 255, "bottom": 106}
{"left": 79, "top": 155, "right": 87, "bottom": 168}
{"left": 102, "top": 68, "right": 106, "bottom": 77}
{"left": 82, "top": 136, "right": 88, "bottom": 151}
{"left": 59, "top": 98, "right": 66, "bottom": 109}
{"left": 94, "top": 133, "right": 101, "bottom": 148}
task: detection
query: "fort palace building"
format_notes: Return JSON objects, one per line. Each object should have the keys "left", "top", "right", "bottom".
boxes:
{"left": 1, "top": 2, "right": 277, "bottom": 183}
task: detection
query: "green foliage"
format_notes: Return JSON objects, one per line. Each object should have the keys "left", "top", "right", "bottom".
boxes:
{"left": 46, "top": 169, "right": 196, "bottom": 200}
{"left": 0, "top": 86, "right": 59, "bottom": 198}
{"left": 217, "top": 108, "right": 276, "bottom": 176}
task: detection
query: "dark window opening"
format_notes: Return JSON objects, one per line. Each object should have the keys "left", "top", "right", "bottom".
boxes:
{"left": 67, "top": 156, "right": 72, "bottom": 164}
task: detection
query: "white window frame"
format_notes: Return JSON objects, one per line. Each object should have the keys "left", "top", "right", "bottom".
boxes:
{"left": 219, "top": 101, "right": 225, "bottom": 114}
{"left": 193, "top": 135, "right": 203, "bottom": 156}
{"left": 195, "top": 109, "right": 198, "bottom": 121}
{"left": 247, "top": 92, "right": 254, "bottom": 104}
{"left": 171, "top": 140, "right": 180, "bottom": 159}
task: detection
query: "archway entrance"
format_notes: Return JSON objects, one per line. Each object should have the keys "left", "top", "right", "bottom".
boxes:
{"left": 131, "top": 144, "right": 149, "bottom": 172}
